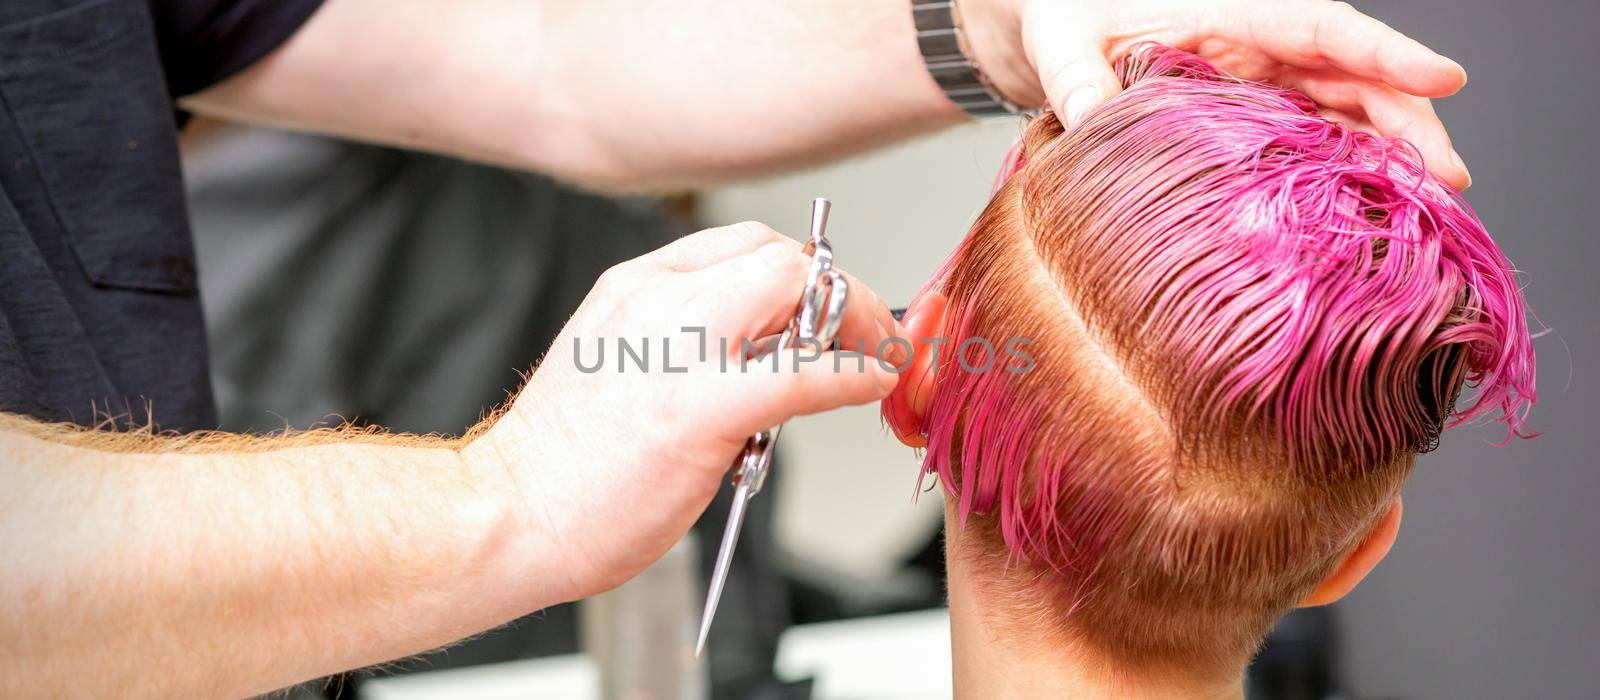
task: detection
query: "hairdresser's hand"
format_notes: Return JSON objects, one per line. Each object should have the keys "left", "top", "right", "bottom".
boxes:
{"left": 961, "top": 0, "right": 1473, "bottom": 188}
{"left": 463, "top": 222, "right": 901, "bottom": 603}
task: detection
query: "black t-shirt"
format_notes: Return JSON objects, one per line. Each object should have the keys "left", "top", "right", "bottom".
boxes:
{"left": 0, "top": 0, "right": 323, "bottom": 432}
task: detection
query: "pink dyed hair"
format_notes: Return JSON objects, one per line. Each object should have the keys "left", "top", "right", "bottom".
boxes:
{"left": 900, "top": 44, "right": 1537, "bottom": 662}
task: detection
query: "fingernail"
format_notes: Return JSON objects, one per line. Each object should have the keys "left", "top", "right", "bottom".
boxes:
{"left": 1449, "top": 148, "right": 1472, "bottom": 188}
{"left": 885, "top": 340, "right": 909, "bottom": 369}
{"left": 1064, "top": 86, "right": 1101, "bottom": 125}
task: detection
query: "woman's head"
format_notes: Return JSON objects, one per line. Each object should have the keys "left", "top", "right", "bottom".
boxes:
{"left": 885, "top": 44, "right": 1536, "bottom": 666}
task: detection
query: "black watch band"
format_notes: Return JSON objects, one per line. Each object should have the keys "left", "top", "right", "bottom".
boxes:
{"left": 913, "top": 0, "right": 1027, "bottom": 118}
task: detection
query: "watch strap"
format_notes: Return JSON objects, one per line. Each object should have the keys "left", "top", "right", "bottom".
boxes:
{"left": 912, "top": 1, "right": 1026, "bottom": 118}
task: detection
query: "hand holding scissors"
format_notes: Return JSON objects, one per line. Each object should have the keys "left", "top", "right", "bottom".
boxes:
{"left": 476, "top": 209, "right": 901, "bottom": 628}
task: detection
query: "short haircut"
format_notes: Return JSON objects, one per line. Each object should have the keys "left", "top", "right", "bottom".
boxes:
{"left": 906, "top": 44, "right": 1537, "bottom": 665}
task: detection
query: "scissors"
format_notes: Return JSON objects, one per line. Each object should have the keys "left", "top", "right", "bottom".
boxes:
{"left": 695, "top": 198, "right": 850, "bottom": 657}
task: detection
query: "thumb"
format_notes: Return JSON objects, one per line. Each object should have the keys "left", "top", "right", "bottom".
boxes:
{"left": 1027, "top": 11, "right": 1120, "bottom": 125}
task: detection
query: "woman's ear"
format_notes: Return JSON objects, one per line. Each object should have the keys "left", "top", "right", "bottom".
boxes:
{"left": 884, "top": 292, "right": 950, "bottom": 449}
{"left": 1299, "top": 497, "right": 1403, "bottom": 607}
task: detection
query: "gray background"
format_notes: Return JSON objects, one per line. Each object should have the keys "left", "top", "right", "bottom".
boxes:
{"left": 1337, "top": 1, "right": 1599, "bottom": 698}
{"left": 708, "top": 1, "right": 1599, "bottom": 697}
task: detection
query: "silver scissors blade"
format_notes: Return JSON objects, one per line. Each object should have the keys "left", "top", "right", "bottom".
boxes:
{"left": 695, "top": 197, "right": 836, "bottom": 658}
{"left": 695, "top": 426, "right": 778, "bottom": 657}
{"left": 694, "top": 480, "right": 751, "bottom": 657}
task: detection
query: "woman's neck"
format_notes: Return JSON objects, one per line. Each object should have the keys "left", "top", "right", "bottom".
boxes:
{"left": 945, "top": 517, "right": 1246, "bottom": 700}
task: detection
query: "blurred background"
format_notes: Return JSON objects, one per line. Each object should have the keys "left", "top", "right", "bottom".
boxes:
{"left": 184, "top": 1, "right": 1596, "bottom": 698}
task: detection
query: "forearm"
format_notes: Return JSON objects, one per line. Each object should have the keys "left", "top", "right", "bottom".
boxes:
{"left": 0, "top": 416, "right": 546, "bottom": 698}
{"left": 185, "top": 0, "right": 966, "bottom": 189}
{"left": 529, "top": 0, "right": 966, "bottom": 187}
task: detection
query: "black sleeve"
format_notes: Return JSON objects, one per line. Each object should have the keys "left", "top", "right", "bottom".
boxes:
{"left": 149, "top": 0, "right": 327, "bottom": 98}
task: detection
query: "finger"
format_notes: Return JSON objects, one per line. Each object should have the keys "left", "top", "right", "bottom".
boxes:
{"left": 1212, "top": 0, "right": 1466, "bottom": 98}
{"left": 1356, "top": 87, "right": 1470, "bottom": 189}
{"left": 686, "top": 243, "right": 899, "bottom": 356}
{"left": 684, "top": 241, "right": 811, "bottom": 339}
{"left": 644, "top": 221, "right": 794, "bottom": 272}
{"left": 825, "top": 267, "right": 900, "bottom": 357}
{"left": 1025, "top": 4, "right": 1121, "bottom": 125}
{"left": 691, "top": 349, "right": 900, "bottom": 440}
{"left": 1316, "top": 107, "right": 1379, "bottom": 137}
{"left": 1284, "top": 71, "right": 1470, "bottom": 189}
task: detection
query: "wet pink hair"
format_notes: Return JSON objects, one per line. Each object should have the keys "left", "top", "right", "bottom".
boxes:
{"left": 899, "top": 44, "right": 1537, "bottom": 661}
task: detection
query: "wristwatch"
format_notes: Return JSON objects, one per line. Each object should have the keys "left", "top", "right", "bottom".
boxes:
{"left": 913, "top": 0, "right": 1030, "bottom": 117}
